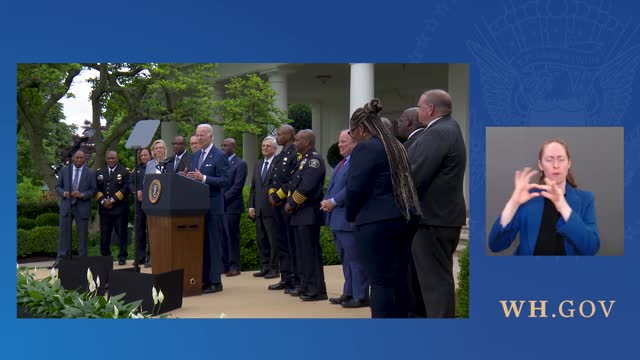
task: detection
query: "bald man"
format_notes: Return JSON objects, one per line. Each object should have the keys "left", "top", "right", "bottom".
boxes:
{"left": 397, "top": 107, "right": 424, "bottom": 149}
{"left": 407, "top": 89, "right": 467, "bottom": 318}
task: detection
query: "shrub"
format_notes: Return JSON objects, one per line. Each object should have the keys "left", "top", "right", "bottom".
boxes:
{"left": 456, "top": 242, "right": 469, "bottom": 318}
{"left": 17, "top": 217, "right": 37, "bottom": 230}
{"left": 17, "top": 200, "right": 59, "bottom": 219}
{"left": 326, "top": 142, "right": 341, "bottom": 169}
{"left": 17, "top": 229, "right": 32, "bottom": 257}
{"left": 35, "top": 212, "right": 59, "bottom": 227}
{"left": 17, "top": 268, "right": 150, "bottom": 318}
{"left": 320, "top": 226, "right": 339, "bottom": 266}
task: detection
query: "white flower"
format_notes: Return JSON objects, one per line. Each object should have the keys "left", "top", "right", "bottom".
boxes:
{"left": 158, "top": 290, "right": 164, "bottom": 304}
{"left": 96, "top": 276, "right": 101, "bottom": 289}
{"left": 50, "top": 267, "right": 56, "bottom": 279}
{"left": 113, "top": 305, "right": 119, "bottom": 318}
{"left": 86, "top": 268, "right": 93, "bottom": 283}
{"left": 16, "top": 263, "right": 19, "bottom": 269}
{"left": 152, "top": 286, "right": 158, "bottom": 305}
{"left": 89, "top": 279, "right": 96, "bottom": 293}
{"left": 219, "top": 312, "right": 227, "bottom": 318}
{"left": 33, "top": 266, "right": 38, "bottom": 276}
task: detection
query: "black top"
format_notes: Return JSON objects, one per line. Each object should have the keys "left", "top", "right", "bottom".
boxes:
{"left": 534, "top": 198, "right": 566, "bottom": 255}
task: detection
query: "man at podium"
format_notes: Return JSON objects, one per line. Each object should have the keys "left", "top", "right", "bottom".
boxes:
{"left": 186, "top": 124, "right": 230, "bottom": 294}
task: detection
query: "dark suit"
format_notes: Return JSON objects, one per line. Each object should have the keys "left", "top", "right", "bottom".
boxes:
{"left": 96, "top": 164, "right": 130, "bottom": 261}
{"left": 407, "top": 115, "right": 467, "bottom": 318}
{"left": 248, "top": 157, "right": 278, "bottom": 272}
{"left": 287, "top": 149, "right": 327, "bottom": 296}
{"left": 267, "top": 144, "right": 299, "bottom": 286}
{"left": 189, "top": 145, "right": 230, "bottom": 286}
{"left": 165, "top": 150, "right": 192, "bottom": 174}
{"left": 222, "top": 154, "right": 248, "bottom": 272}
{"left": 346, "top": 136, "right": 415, "bottom": 318}
{"left": 324, "top": 156, "right": 368, "bottom": 301}
{"left": 55, "top": 164, "right": 97, "bottom": 260}
{"left": 130, "top": 162, "right": 148, "bottom": 264}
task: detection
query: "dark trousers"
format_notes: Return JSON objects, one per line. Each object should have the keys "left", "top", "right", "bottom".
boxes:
{"left": 355, "top": 218, "right": 414, "bottom": 318}
{"left": 412, "top": 225, "right": 461, "bottom": 318}
{"left": 293, "top": 224, "right": 326, "bottom": 295}
{"left": 100, "top": 211, "right": 128, "bottom": 260}
{"left": 256, "top": 214, "right": 278, "bottom": 272}
{"left": 203, "top": 212, "right": 225, "bottom": 285}
{"left": 133, "top": 202, "right": 148, "bottom": 263}
{"left": 273, "top": 205, "right": 297, "bottom": 284}
{"left": 333, "top": 230, "right": 369, "bottom": 300}
{"left": 57, "top": 205, "right": 89, "bottom": 260}
{"left": 222, "top": 213, "right": 241, "bottom": 271}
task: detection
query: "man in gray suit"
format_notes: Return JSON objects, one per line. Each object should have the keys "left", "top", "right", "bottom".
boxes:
{"left": 248, "top": 136, "right": 280, "bottom": 279}
{"left": 53, "top": 150, "right": 97, "bottom": 268}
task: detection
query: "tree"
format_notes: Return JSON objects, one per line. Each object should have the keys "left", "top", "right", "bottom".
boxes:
{"left": 84, "top": 63, "right": 218, "bottom": 170}
{"left": 17, "top": 64, "right": 82, "bottom": 193}
{"left": 288, "top": 103, "right": 312, "bottom": 131}
{"left": 214, "top": 74, "right": 289, "bottom": 136}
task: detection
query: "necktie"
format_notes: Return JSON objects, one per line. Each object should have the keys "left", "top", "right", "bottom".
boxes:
{"left": 72, "top": 167, "right": 80, "bottom": 191}
{"left": 261, "top": 160, "right": 269, "bottom": 182}
{"left": 198, "top": 151, "right": 206, "bottom": 169}
{"left": 174, "top": 155, "right": 180, "bottom": 170}
{"left": 336, "top": 158, "right": 346, "bottom": 173}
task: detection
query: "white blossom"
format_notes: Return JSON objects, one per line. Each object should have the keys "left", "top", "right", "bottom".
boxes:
{"left": 152, "top": 286, "right": 158, "bottom": 305}
{"left": 158, "top": 290, "right": 165, "bottom": 304}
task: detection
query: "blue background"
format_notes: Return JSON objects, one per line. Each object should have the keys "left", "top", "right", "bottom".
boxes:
{"left": 3, "top": 0, "right": 639, "bottom": 358}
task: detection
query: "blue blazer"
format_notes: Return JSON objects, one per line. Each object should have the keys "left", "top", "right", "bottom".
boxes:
{"left": 346, "top": 136, "right": 403, "bottom": 225}
{"left": 223, "top": 155, "right": 248, "bottom": 214}
{"left": 324, "top": 157, "right": 351, "bottom": 232}
{"left": 488, "top": 184, "right": 600, "bottom": 255}
{"left": 189, "top": 146, "right": 230, "bottom": 216}
{"left": 55, "top": 165, "right": 97, "bottom": 219}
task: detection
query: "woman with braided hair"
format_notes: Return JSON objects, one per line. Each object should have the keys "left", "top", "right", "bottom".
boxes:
{"left": 345, "top": 98, "right": 421, "bottom": 318}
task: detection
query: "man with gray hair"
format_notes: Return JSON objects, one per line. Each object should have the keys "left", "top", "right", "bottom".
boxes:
{"left": 186, "top": 124, "right": 230, "bottom": 294}
{"left": 248, "top": 136, "right": 280, "bottom": 279}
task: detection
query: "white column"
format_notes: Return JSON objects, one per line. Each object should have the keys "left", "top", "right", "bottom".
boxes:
{"left": 349, "top": 63, "right": 374, "bottom": 118}
{"left": 448, "top": 64, "right": 470, "bottom": 213}
{"left": 212, "top": 83, "right": 225, "bottom": 148}
{"left": 266, "top": 69, "right": 288, "bottom": 114}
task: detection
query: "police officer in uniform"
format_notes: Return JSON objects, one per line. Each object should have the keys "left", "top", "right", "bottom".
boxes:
{"left": 284, "top": 129, "right": 327, "bottom": 301}
{"left": 266, "top": 124, "right": 299, "bottom": 291}
{"left": 96, "top": 150, "right": 130, "bottom": 265}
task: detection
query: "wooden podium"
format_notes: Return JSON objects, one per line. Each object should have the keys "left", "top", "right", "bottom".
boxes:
{"left": 142, "top": 174, "right": 209, "bottom": 297}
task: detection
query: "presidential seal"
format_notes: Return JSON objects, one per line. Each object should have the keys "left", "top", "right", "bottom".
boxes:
{"left": 148, "top": 178, "right": 162, "bottom": 204}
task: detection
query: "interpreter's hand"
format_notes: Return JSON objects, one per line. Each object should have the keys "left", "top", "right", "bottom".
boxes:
{"left": 248, "top": 208, "right": 256, "bottom": 218}
{"left": 186, "top": 169, "right": 204, "bottom": 181}
{"left": 509, "top": 167, "right": 541, "bottom": 206}
{"left": 320, "top": 199, "right": 335, "bottom": 212}
{"left": 538, "top": 178, "right": 572, "bottom": 221}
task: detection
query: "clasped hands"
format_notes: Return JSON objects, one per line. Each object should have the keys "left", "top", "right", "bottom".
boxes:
{"left": 319, "top": 199, "right": 336, "bottom": 212}
{"left": 64, "top": 191, "right": 83, "bottom": 199}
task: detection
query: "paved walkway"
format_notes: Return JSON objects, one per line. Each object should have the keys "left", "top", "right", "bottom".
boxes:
{"left": 24, "top": 259, "right": 459, "bottom": 318}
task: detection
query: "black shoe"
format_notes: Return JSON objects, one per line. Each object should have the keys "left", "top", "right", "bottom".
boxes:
{"left": 202, "top": 283, "right": 223, "bottom": 294}
{"left": 268, "top": 281, "right": 289, "bottom": 290}
{"left": 300, "top": 293, "right": 329, "bottom": 302}
{"left": 284, "top": 287, "right": 304, "bottom": 296}
{"left": 144, "top": 261, "right": 151, "bottom": 268}
{"left": 253, "top": 270, "right": 269, "bottom": 277}
{"left": 226, "top": 269, "right": 240, "bottom": 277}
{"left": 341, "top": 299, "right": 370, "bottom": 308}
{"left": 264, "top": 271, "right": 280, "bottom": 279}
{"left": 329, "top": 294, "right": 352, "bottom": 305}
{"left": 118, "top": 259, "right": 126, "bottom": 266}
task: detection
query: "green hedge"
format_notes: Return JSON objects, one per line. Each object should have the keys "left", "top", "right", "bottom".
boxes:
{"left": 35, "top": 213, "right": 59, "bottom": 227}
{"left": 17, "top": 200, "right": 59, "bottom": 219}
{"left": 456, "top": 242, "right": 469, "bottom": 318}
{"left": 17, "top": 225, "right": 79, "bottom": 258}
{"left": 17, "top": 217, "right": 37, "bottom": 230}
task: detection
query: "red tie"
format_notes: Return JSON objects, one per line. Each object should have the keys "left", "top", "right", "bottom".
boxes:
{"left": 336, "top": 158, "right": 346, "bottom": 173}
